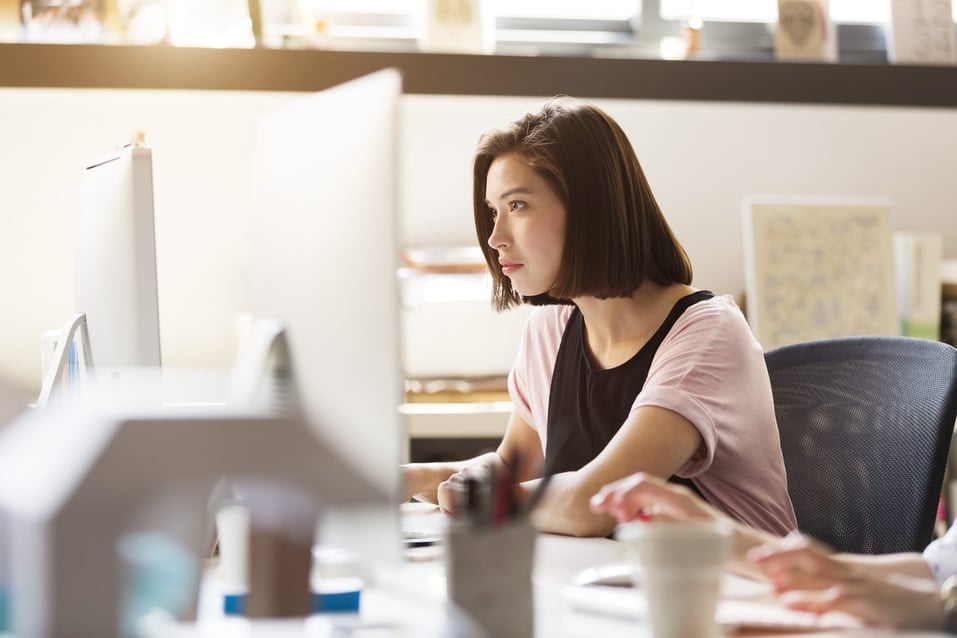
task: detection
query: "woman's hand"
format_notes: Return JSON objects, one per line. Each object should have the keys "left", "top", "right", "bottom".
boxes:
{"left": 436, "top": 464, "right": 493, "bottom": 516}
{"left": 403, "top": 452, "right": 506, "bottom": 514}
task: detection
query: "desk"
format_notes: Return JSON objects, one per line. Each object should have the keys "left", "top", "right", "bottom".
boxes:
{"left": 400, "top": 505, "right": 954, "bottom": 638}
{"left": 161, "top": 506, "right": 955, "bottom": 638}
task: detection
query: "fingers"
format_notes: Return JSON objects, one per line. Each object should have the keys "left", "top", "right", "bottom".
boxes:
{"left": 436, "top": 477, "right": 457, "bottom": 516}
{"left": 778, "top": 583, "right": 894, "bottom": 627}
{"left": 748, "top": 534, "right": 855, "bottom": 594}
{"left": 437, "top": 472, "right": 468, "bottom": 516}
{"left": 777, "top": 586, "right": 844, "bottom": 615}
{"left": 749, "top": 535, "right": 941, "bottom": 629}
{"left": 437, "top": 465, "right": 493, "bottom": 516}
{"left": 589, "top": 472, "right": 713, "bottom": 524}
{"left": 588, "top": 473, "right": 644, "bottom": 522}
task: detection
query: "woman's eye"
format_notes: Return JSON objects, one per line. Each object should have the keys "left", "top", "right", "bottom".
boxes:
{"left": 508, "top": 201, "right": 526, "bottom": 212}
{"left": 488, "top": 206, "right": 498, "bottom": 219}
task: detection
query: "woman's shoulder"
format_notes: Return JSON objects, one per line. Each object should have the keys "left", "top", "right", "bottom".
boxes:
{"left": 672, "top": 293, "right": 754, "bottom": 341}
{"left": 683, "top": 292, "right": 743, "bottom": 321}
{"left": 516, "top": 305, "right": 575, "bottom": 375}
{"left": 524, "top": 303, "right": 576, "bottom": 333}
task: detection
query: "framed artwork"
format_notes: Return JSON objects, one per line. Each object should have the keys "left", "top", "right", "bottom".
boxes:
{"left": 742, "top": 196, "right": 899, "bottom": 350}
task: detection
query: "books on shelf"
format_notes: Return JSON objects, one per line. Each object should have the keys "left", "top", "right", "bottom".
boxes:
{"left": 941, "top": 259, "right": 957, "bottom": 348}
{"left": 894, "top": 232, "right": 943, "bottom": 340}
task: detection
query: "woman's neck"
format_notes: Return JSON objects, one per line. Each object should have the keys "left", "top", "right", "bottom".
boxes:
{"left": 574, "top": 283, "right": 696, "bottom": 370}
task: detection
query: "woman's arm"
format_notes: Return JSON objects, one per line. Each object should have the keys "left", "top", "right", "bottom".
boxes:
{"left": 401, "top": 456, "right": 487, "bottom": 504}
{"left": 528, "top": 405, "right": 704, "bottom": 537}
{"left": 402, "top": 409, "right": 544, "bottom": 510}
{"left": 832, "top": 553, "right": 936, "bottom": 581}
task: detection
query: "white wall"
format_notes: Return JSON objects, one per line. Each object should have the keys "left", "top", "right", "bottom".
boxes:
{"left": 2, "top": 87, "right": 956, "bottom": 395}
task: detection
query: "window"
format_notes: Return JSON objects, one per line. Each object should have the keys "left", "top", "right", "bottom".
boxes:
{"left": 285, "top": 1, "right": 954, "bottom": 62}
{"left": 651, "top": 0, "right": 900, "bottom": 62}
{"left": 660, "top": 1, "right": 957, "bottom": 23}
{"left": 296, "top": 0, "right": 640, "bottom": 53}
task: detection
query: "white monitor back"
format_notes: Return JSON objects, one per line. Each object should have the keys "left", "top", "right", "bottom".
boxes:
{"left": 75, "top": 144, "right": 162, "bottom": 368}
{"left": 250, "top": 69, "right": 404, "bottom": 502}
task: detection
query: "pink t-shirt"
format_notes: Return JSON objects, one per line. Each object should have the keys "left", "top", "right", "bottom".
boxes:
{"left": 508, "top": 294, "right": 797, "bottom": 536}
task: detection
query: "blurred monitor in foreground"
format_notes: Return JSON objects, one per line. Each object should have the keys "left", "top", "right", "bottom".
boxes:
{"left": 242, "top": 69, "right": 405, "bottom": 559}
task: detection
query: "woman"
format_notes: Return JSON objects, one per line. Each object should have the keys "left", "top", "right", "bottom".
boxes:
{"left": 402, "top": 96, "right": 795, "bottom": 538}
{"left": 591, "top": 472, "right": 957, "bottom": 632}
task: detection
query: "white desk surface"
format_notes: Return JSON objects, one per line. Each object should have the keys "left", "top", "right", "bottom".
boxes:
{"left": 153, "top": 505, "right": 954, "bottom": 638}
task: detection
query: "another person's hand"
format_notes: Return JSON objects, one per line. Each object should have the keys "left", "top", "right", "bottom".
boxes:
{"left": 588, "top": 472, "right": 720, "bottom": 524}
{"left": 748, "top": 533, "right": 856, "bottom": 591}
{"left": 590, "top": 472, "right": 782, "bottom": 575}
{"left": 748, "top": 534, "right": 946, "bottom": 630}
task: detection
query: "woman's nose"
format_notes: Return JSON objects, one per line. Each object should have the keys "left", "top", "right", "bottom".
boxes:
{"left": 487, "top": 219, "right": 508, "bottom": 250}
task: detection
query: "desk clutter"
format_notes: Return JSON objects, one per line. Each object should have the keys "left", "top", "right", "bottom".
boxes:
{"left": 0, "top": 398, "right": 390, "bottom": 638}
{"left": 440, "top": 462, "right": 549, "bottom": 638}
{"left": 0, "top": 381, "right": 898, "bottom": 638}
{"left": 445, "top": 519, "right": 536, "bottom": 638}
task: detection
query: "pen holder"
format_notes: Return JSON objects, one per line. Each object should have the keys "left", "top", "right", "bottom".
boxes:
{"left": 444, "top": 518, "right": 536, "bottom": 638}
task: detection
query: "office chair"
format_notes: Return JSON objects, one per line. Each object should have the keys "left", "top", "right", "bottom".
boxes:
{"left": 765, "top": 336, "right": 957, "bottom": 555}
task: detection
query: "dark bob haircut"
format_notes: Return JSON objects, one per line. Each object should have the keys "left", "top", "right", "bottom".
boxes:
{"left": 473, "top": 96, "right": 692, "bottom": 311}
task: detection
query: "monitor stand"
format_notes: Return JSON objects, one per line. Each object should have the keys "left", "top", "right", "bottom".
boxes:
{"left": 36, "top": 312, "right": 93, "bottom": 408}
{"left": 227, "top": 318, "right": 300, "bottom": 416}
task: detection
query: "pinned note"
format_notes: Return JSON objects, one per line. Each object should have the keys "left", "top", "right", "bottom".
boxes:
{"left": 888, "top": 0, "right": 957, "bottom": 65}
{"left": 775, "top": 0, "right": 838, "bottom": 62}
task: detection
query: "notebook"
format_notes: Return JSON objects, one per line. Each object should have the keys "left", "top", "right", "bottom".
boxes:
{"left": 563, "top": 567, "right": 862, "bottom": 633}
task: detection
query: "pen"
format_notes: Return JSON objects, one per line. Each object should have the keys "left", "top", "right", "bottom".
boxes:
{"left": 465, "top": 476, "right": 480, "bottom": 527}
{"left": 492, "top": 463, "right": 511, "bottom": 527}
{"left": 522, "top": 471, "right": 553, "bottom": 517}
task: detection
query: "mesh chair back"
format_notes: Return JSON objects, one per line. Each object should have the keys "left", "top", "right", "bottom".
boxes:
{"left": 765, "top": 336, "right": 957, "bottom": 555}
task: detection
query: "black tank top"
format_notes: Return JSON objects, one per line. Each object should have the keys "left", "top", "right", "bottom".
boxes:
{"left": 543, "top": 291, "right": 715, "bottom": 484}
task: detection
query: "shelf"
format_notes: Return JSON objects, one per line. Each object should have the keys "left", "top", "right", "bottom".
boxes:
{"left": 400, "top": 401, "right": 511, "bottom": 439}
{"left": 3, "top": 42, "right": 957, "bottom": 107}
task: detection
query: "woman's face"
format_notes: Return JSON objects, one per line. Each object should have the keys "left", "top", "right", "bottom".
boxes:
{"left": 484, "top": 153, "right": 567, "bottom": 298}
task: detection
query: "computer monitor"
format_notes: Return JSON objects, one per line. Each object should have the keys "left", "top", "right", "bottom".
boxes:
{"left": 244, "top": 69, "right": 405, "bottom": 553}
{"left": 37, "top": 138, "right": 162, "bottom": 406}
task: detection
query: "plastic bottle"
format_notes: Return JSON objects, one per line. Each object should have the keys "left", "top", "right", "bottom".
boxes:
{"left": 310, "top": 546, "right": 365, "bottom": 614}
{"left": 215, "top": 496, "right": 250, "bottom": 616}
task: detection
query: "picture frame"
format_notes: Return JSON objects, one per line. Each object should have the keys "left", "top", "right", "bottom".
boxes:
{"left": 742, "top": 196, "right": 899, "bottom": 350}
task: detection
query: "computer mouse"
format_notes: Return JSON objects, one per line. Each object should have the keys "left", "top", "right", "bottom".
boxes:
{"left": 572, "top": 562, "right": 640, "bottom": 587}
